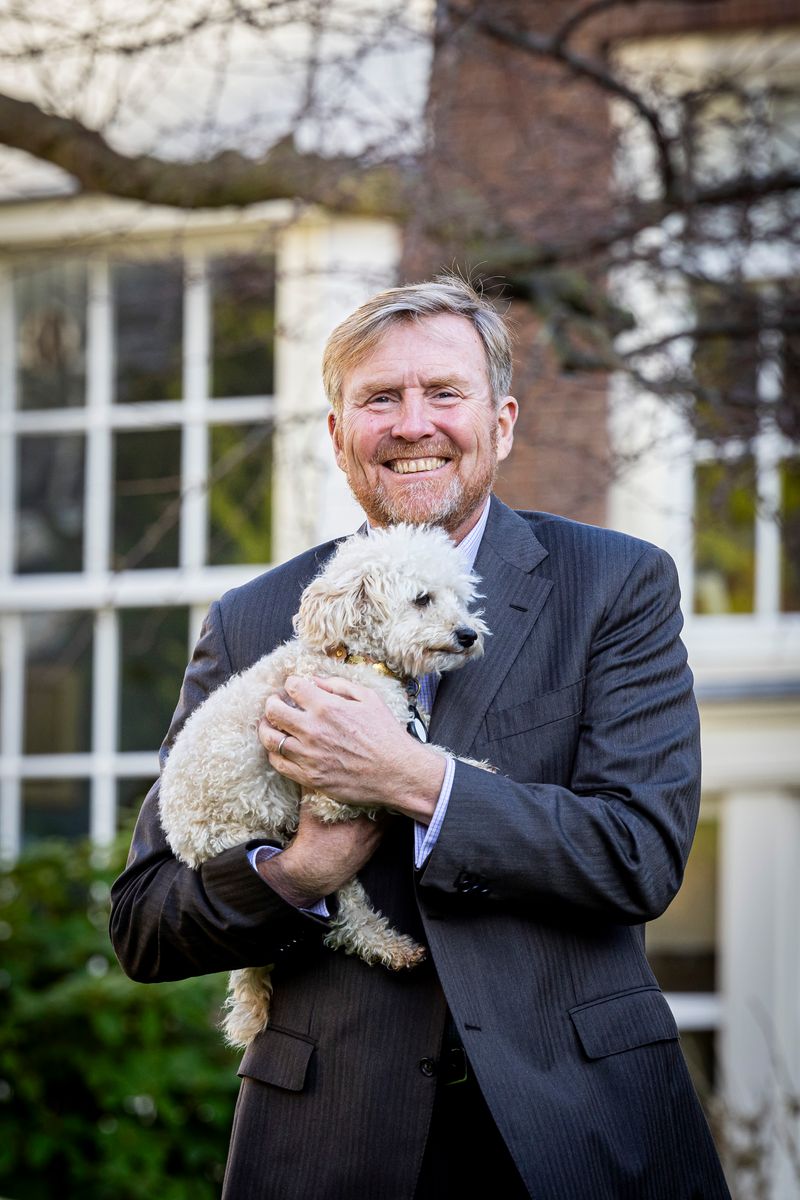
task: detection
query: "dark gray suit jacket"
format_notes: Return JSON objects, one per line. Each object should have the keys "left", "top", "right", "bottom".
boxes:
{"left": 110, "top": 498, "right": 730, "bottom": 1200}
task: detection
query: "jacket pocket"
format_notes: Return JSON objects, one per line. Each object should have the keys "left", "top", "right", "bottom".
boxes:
{"left": 569, "top": 986, "right": 679, "bottom": 1060}
{"left": 237, "top": 1024, "right": 316, "bottom": 1091}
{"left": 485, "top": 678, "right": 584, "bottom": 742}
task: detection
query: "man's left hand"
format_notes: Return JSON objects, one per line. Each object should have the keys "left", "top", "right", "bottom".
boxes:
{"left": 258, "top": 675, "right": 445, "bottom": 824}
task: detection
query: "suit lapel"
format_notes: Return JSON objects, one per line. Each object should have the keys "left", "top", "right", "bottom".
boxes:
{"left": 428, "top": 498, "right": 553, "bottom": 755}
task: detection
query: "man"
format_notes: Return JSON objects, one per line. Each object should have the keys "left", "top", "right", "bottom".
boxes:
{"left": 111, "top": 277, "right": 731, "bottom": 1199}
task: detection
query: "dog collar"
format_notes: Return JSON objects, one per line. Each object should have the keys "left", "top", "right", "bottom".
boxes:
{"left": 327, "top": 645, "right": 427, "bottom": 740}
{"left": 328, "top": 644, "right": 418, "bottom": 696}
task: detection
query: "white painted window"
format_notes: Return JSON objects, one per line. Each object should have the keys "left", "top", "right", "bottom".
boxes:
{"left": 610, "top": 34, "right": 800, "bottom": 687}
{"left": 0, "top": 202, "right": 401, "bottom": 860}
{"left": 691, "top": 282, "right": 799, "bottom": 618}
{"left": 610, "top": 35, "right": 800, "bottom": 1081}
{"left": 0, "top": 237, "right": 277, "bottom": 856}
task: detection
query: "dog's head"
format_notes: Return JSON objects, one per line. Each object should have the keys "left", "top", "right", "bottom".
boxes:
{"left": 294, "top": 524, "right": 489, "bottom": 678}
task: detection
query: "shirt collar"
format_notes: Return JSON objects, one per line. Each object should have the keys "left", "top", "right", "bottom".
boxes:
{"left": 457, "top": 496, "right": 491, "bottom": 571}
{"left": 364, "top": 495, "right": 491, "bottom": 569}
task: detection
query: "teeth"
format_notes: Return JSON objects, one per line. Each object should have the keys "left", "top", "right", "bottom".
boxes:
{"left": 388, "top": 457, "right": 448, "bottom": 474}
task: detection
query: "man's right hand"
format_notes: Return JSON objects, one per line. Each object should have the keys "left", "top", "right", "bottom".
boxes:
{"left": 256, "top": 801, "right": 383, "bottom": 909}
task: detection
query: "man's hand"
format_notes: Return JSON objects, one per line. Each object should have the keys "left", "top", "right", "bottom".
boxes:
{"left": 257, "top": 801, "right": 383, "bottom": 908}
{"left": 258, "top": 675, "right": 446, "bottom": 823}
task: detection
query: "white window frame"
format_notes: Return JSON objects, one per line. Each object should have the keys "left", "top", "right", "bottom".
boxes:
{"left": 609, "top": 32, "right": 800, "bottom": 1078}
{"left": 1, "top": 230, "right": 278, "bottom": 855}
{"left": 609, "top": 32, "right": 800, "bottom": 689}
{"left": 0, "top": 198, "right": 401, "bottom": 859}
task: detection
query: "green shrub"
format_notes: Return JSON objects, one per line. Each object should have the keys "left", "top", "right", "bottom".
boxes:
{"left": 0, "top": 837, "right": 239, "bottom": 1200}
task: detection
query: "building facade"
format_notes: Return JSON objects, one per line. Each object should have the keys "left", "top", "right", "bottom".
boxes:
{"left": 0, "top": 3, "right": 798, "bottom": 1195}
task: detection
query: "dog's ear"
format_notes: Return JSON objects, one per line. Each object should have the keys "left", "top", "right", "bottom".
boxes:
{"left": 294, "top": 568, "right": 374, "bottom": 652}
{"left": 354, "top": 571, "right": 392, "bottom": 627}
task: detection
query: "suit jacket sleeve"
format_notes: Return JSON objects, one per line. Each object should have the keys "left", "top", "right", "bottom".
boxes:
{"left": 109, "top": 600, "right": 319, "bottom": 984}
{"left": 418, "top": 544, "right": 700, "bottom": 925}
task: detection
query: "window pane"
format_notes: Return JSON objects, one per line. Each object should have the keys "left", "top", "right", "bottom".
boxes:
{"left": 777, "top": 290, "right": 800, "bottom": 440}
{"left": 647, "top": 819, "right": 718, "bottom": 993}
{"left": 22, "top": 779, "right": 91, "bottom": 845}
{"left": 113, "top": 429, "right": 181, "bottom": 570}
{"left": 780, "top": 459, "right": 800, "bottom": 613}
{"left": 116, "top": 777, "right": 154, "bottom": 833}
{"left": 692, "top": 287, "right": 760, "bottom": 443}
{"left": 208, "top": 424, "right": 272, "bottom": 565}
{"left": 113, "top": 260, "right": 183, "bottom": 404}
{"left": 694, "top": 459, "right": 757, "bottom": 614}
{"left": 210, "top": 256, "right": 275, "bottom": 397}
{"left": 16, "top": 434, "right": 85, "bottom": 574}
{"left": 118, "top": 607, "right": 188, "bottom": 751}
{"left": 683, "top": 88, "right": 749, "bottom": 187}
{"left": 23, "top": 612, "right": 93, "bottom": 754}
{"left": 680, "top": 1031, "right": 717, "bottom": 1106}
{"left": 14, "top": 261, "right": 87, "bottom": 410}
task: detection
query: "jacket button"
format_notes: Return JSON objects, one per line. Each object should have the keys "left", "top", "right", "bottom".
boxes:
{"left": 418, "top": 1057, "right": 437, "bottom": 1077}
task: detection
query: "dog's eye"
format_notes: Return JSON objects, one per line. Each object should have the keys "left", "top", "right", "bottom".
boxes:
{"left": 413, "top": 592, "right": 432, "bottom": 608}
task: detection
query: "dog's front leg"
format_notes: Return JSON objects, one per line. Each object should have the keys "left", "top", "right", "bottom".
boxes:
{"left": 302, "top": 791, "right": 378, "bottom": 824}
{"left": 222, "top": 965, "right": 274, "bottom": 1049}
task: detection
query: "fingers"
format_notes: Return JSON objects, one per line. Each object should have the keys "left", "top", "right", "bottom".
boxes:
{"left": 310, "top": 674, "right": 369, "bottom": 701}
{"left": 263, "top": 680, "right": 307, "bottom": 735}
{"left": 281, "top": 674, "right": 316, "bottom": 705}
{"left": 263, "top": 674, "right": 369, "bottom": 734}
{"left": 260, "top": 715, "right": 303, "bottom": 782}
{"left": 258, "top": 715, "right": 280, "bottom": 753}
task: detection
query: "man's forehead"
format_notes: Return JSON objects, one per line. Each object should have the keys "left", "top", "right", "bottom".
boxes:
{"left": 343, "top": 314, "right": 490, "bottom": 395}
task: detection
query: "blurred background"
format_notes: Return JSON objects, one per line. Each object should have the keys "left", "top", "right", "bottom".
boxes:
{"left": 0, "top": 2, "right": 798, "bottom": 1196}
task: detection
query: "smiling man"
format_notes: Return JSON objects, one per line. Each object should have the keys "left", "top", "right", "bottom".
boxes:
{"left": 111, "top": 276, "right": 730, "bottom": 1199}
{"left": 326, "top": 311, "right": 516, "bottom": 540}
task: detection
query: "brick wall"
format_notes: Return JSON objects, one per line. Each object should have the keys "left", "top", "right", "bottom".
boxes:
{"left": 400, "top": 0, "right": 798, "bottom": 526}
{"left": 402, "top": 0, "right": 620, "bottom": 524}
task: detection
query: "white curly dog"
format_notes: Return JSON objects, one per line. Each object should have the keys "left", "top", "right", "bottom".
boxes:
{"left": 159, "top": 523, "right": 489, "bottom": 1048}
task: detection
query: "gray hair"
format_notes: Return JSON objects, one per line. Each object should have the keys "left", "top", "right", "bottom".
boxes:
{"left": 322, "top": 275, "right": 513, "bottom": 412}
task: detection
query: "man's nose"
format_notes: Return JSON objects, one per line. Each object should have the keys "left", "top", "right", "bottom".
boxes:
{"left": 390, "top": 397, "right": 437, "bottom": 441}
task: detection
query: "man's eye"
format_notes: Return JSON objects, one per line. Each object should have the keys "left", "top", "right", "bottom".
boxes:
{"left": 413, "top": 593, "right": 432, "bottom": 608}
{"left": 369, "top": 394, "right": 394, "bottom": 405}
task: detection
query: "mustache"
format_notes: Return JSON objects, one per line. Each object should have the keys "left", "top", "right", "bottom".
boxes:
{"left": 373, "top": 439, "right": 459, "bottom": 464}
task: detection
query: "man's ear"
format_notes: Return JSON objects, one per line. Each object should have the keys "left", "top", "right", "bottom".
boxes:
{"left": 496, "top": 396, "right": 518, "bottom": 463}
{"left": 328, "top": 410, "right": 346, "bottom": 471}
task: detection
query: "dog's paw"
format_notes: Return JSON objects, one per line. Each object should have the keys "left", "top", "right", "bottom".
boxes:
{"left": 326, "top": 877, "right": 427, "bottom": 970}
{"left": 381, "top": 937, "right": 427, "bottom": 970}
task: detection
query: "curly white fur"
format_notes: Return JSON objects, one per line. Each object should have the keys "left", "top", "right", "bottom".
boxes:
{"left": 159, "top": 524, "right": 489, "bottom": 1049}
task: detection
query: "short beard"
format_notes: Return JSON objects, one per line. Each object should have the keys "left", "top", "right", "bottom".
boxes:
{"left": 344, "top": 430, "right": 498, "bottom": 535}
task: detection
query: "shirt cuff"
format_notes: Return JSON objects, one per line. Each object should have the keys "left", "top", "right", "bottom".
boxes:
{"left": 248, "top": 845, "right": 330, "bottom": 918}
{"left": 414, "top": 755, "right": 455, "bottom": 868}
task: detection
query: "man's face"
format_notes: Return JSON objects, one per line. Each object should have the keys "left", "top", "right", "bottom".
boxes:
{"left": 328, "top": 314, "right": 517, "bottom": 543}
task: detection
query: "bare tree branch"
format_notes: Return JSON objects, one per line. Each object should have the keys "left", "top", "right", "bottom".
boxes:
{"left": 0, "top": 92, "right": 412, "bottom": 214}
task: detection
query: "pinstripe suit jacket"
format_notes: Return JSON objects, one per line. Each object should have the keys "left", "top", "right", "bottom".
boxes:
{"left": 110, "top": 498, "right": 730, "bottom": 1200}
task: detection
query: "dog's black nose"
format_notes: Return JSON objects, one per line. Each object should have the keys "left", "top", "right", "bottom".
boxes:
{"left": 455, "top": 626, "right": 478, "bottom": 648}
